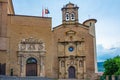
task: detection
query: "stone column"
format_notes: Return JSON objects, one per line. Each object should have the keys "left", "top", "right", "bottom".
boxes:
{"left": 83, "top": 57, "right": 86, "bottom": 79}
{"left": 77, "top": 58, "right": 80, "bottom": 79}
{"left": 42, "top": 57, "right": 44, "bottom": 77}
{"left": 39, "top": 55, "right": 42, "bottom": 76}
{"left": 63, "top": 60, "right": 65, "bottom": 79}
{"left": 65, "top": 59, "right": 68, "bottom": 78}
{"left": 42, "top": 63, "right": 45, "bottom": 77}
{"left": 40, "top": 56, "right": 45, "bottom": 77}
{"left": 37, "top": 62, "right": 40, "bottom": 76}
{"left": 18, "top": 54, "right": 24, "bottom": 77}
{"left": 22, "top": 55, "right": 26, "bottom": 77}
{"left": 58, "top": 59, "right": 61, "bottom": 78}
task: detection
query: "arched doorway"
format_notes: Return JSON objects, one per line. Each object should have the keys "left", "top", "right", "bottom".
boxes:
{"left": 26, "top": 57, "right": 37, "bottom": 76}
{"left": 68, "top": 66, "right": 76, "bottom": 78}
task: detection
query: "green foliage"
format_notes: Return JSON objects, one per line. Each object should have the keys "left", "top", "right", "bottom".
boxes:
{"left": 103, "top": 55, "right": 120, "bottom": 75}
{"left": 115, "top": 69, "right": 120, "bottom": 75}
{"left": 103, "top": 59, "right": 119, "bottom": 75}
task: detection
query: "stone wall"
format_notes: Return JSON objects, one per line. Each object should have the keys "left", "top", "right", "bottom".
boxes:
{"left": 5, "top": 15, "right": 55, "bottom": 78}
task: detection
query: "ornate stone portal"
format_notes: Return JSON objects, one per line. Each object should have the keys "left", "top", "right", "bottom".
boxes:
{"left": 17, "top": 37, "right": 46, "bottom": 77}
{"left": 58, "top": 41, "right": 86, "bottom": 79}
{"left": 58, "top": 56, "right": 86, "bottom": 79}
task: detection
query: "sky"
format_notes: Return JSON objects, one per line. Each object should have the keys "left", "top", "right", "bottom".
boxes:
{"left": 12, "top": 0, "right": 120, "bottom": 62}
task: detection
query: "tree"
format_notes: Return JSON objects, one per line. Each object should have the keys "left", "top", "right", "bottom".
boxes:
{"left": 115, "top": 69, "right": 120, "bottom": 75}
{"left": 103, "top": 58, "right": 119, "bottom": 75}
{"left": 113, "top": 56, "right": 120, "bottom": 75}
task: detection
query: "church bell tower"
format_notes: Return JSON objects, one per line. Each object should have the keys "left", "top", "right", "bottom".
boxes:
{"left": 61, "top": 2, "right": 79, "bottom": 24}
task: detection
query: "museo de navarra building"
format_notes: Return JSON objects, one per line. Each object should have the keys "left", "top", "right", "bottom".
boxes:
{"left": 0, "top": 0, "right": 98, "bottom": 79}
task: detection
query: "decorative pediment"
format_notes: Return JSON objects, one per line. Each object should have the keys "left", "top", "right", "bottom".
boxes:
{"left": 66, "top": 30, "right": 76, "bottom": 36}
{"left": 20, "top": 37, "right": 43, "bottom": 44}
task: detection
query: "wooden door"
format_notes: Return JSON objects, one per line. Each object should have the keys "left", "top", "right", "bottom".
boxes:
{"left": 26, "top": 57, "right": 37, "bottom": 76}
{"left": 68, "top": 66, "right": 75, "bottom": 78}
{"left": 26, "top": 63, "right": 37, "bottom": 76}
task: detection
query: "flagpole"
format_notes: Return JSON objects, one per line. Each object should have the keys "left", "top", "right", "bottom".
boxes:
{"left": 46, "top": 7, "right": 48, "bottom": 17}
{"left": 42, "top": 7, "right": 44, "bottom": 17}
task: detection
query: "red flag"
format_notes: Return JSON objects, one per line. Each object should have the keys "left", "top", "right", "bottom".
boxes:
{"left": 45, "top": 9, "right": 50, "bottom": 14}
{"left": 42, "top": 8, "right": 50, "bottom": 17}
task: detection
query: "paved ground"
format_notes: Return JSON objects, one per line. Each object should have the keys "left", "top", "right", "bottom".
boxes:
{"left": 0, "top": 75, "right": 87, "bottom": 80}
{"left": 0, "top": 76, "right": 54, "bottom": 80}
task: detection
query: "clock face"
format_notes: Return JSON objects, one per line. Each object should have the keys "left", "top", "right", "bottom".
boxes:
{"left": 68, "top": 46, "right": 74, "bottom": 52}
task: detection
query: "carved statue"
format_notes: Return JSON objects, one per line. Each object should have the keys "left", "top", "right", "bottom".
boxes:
{"left": 28, "top": 44, "right": 35, "bottom": 50}
{"left": 79, "top": 60, "right": 83, "bottom": 67}
{"left": 38, "top": 44, "right": 43, "bottom": 50}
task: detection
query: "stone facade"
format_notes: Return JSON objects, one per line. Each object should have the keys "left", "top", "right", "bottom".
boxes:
{"left": 0, "top": 0, "right": 97, "bottom": 79}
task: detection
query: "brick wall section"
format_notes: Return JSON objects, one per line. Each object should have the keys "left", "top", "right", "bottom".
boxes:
{"left": 6, "top": 15, "right": 54, "bottom": 77}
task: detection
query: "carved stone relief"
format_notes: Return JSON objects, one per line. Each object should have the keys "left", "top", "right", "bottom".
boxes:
{"left": 18, "top": 37, "right": 45, "bottom": 52}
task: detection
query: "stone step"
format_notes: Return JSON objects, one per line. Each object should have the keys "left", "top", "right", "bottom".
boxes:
{"left": 0, "top": 76, "right": 85, "bottom": 80}
{"left": 58, "top": 79, "right": 84, "bottom": 80}
{"left": 0, "top": 76, "right": 54, "bottom": 80}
